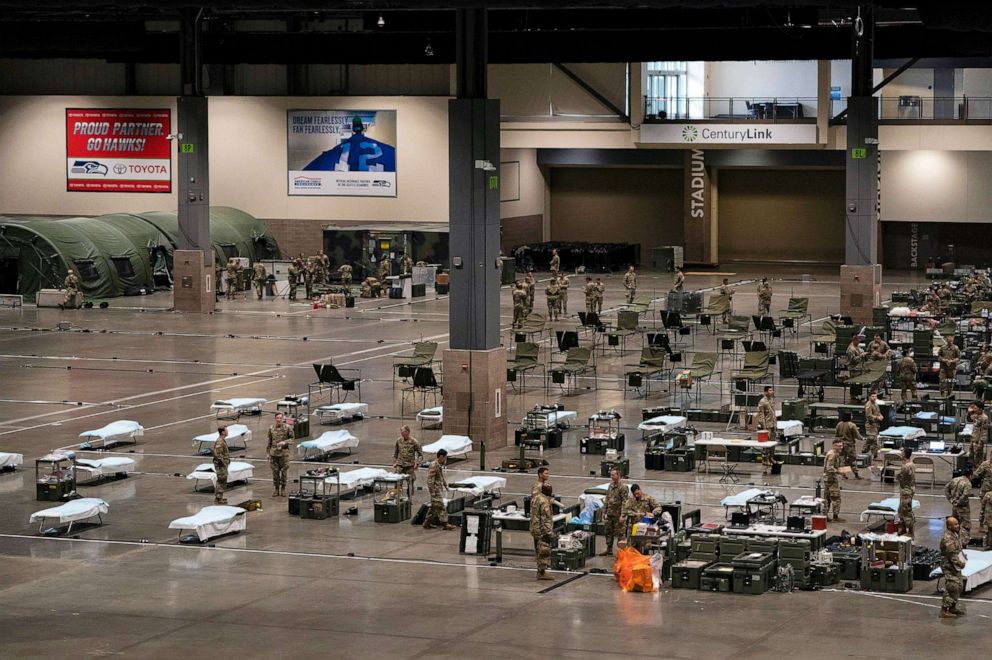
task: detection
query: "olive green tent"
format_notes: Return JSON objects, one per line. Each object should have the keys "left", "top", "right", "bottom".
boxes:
{"left": 0, "top": 207, "right": 281, "bottom": 300}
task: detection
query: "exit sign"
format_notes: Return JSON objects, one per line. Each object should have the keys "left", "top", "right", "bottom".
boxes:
{"left": 851, "top": 148, "right": 867, "bottom": 159}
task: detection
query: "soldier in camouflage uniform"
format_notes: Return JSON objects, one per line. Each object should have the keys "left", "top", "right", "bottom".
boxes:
{"left": 545, "top": 278, "right": 561, "bottom": 321}
{"left": 867, "top": 334, "right": 893, "bottom": 361}
{"left": 757, "top": 385, "right": 777, "bottom": 475}
{"left": 212, "top": 426, "right": 231, "bottom": 505}
{"left": 846, "top": 336, "right": 866, "bottom": 374}
{"left": 287, "top": 263, "right": 299, "bottom": 300}
{"left": 318, "top": 250, "right": 330, "bottom": 282}
{"left": 423, "top": 449, "right": 454, "bottom": 530}
{"left": 984, "top": 491, "right": 992, "bottom": 549}
{"left": 252, "top": 262, "right": 267, "bottom": 300}
{"left": 62, "top": 269, "right": 80, "bottom": 308}
{"left": 583, "top": 277, "right": 596, "bottom": 314}
{"left": 600, "top": 467, "right": 629, "bottom": 556}
{"left": 939, "top": 516, "right": 967, "bottom": 618}
{"left": 945, "top": 467, "right": 974, "bottom": 545}
{"left": 400, "top": 253, "right": 414, "bottom": 275}
{"left": 531, "top": 482, "right": 555, "bottom": 580}
{"left": 835, "top": 411, "right": 863, "bottom": 479}
{"left": 756, "top": 277, "right": 773, "bottom": 315}
{"left": 673, "top": 266, "right": 685, "bottom": 292}
{"left": 392, "top": 425, "right": 423, "bottom": 497}
{"left": 549, "top": 248, "right": 560, "bottom": 276}
{"left": 266, "top": 413, "right": 294, "bottom": 497}
{"left": 938, "top": 335, "right": 961, "bottom": 398}
{"left": 595, "top": 278, "right": 605, "bottom": 313}
{"left": 863, "top": 391, "right": 884, "bottom": 461}
{"left": 512, "top": 282, "right": 528, "bottom": 328}
{"left": 967, "top": 402, "right": 989, "bottom": 468}
{"left": 303, "top": 262, "right": 314, "bottom": 299}
{"left": 524, "top": 272, "right": 536, "bottom": 315}
{"left": 531, "top": 466, "right": 550, "bottom": 499}
{"left": 557, "top": 274, "right": 569, "bottom": 315}
{"left": 898, "top": 351, "right": 918, "bottom": 402}
{"left": 378, "top": 257, "right": 391, "bottom": 282}
{"left": 338, "top": 264, "right": 353, "bottom": 288}
{"left": 225, "top": 258, "right": 242, "bottom": 300}
{"left": 973, "top": 459, "right": 992, "bottom": 541}
{"left": 823, "top": 440, "right": 844, "bottom": 521}
{"left": 310, "top": 256, "right": 326, "bottom": 289}
{"left": 622, "top": 484, "right": 662, "bottom": 521}
{"left": 897, "top": 447, "right": 916, "bottom": 537}
{"left": 719, "top": 278, "right": 733, "bottom": 324}
{"left": 623, "top": 265, "right": 637, "bottom": 304}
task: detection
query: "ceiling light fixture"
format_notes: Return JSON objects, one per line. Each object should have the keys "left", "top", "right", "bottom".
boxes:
{"left": 377, "top": 14, "right": 385, "bottom": 28}
{"left": 424, "top": 38, "right": 434, "bottom": 57}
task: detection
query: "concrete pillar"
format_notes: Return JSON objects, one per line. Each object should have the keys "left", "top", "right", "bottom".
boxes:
{"left": 442, "top": 349, "right": 507, "bottom": 451}
{"left": 683, "top": 149, "right": 715, "bottom": 266}
{"left": 933, "top": 68, "right": 954, "bottom": 119}
{"left": 840, "top": 264, "right": 881, "bottom": 324}
{"left": 816, "top": 60, "right": 830, "bottom": 145}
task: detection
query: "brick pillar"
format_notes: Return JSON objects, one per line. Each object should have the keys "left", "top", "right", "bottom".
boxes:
{"left": 173, "top": 250, "right": 215, "bottom": 313}
{"left": 442, "top": 347, "right": 508, "bottom": 451}
{"left": 839, "top": 264, "right": 881, "bottom": 324}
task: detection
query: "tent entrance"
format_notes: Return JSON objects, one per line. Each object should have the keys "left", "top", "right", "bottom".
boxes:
{"left": 0, "top": 258, "right": 19, "bottom": 294}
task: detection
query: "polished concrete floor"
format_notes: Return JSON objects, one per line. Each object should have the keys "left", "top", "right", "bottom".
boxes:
{"left": 0, "top": 266, "right": 985, "bottom": 658}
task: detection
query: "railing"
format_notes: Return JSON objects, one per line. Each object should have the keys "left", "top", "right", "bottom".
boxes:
{"left": 877, "top": 96, "right": 992, "bottom": 121}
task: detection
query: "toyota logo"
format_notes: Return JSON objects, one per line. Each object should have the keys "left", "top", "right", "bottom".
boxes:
{"left": 113, "top": 164, "right": 127, "bottom": 175}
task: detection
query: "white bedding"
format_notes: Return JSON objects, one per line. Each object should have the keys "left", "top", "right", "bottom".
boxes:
{"left": 211, "top": 398, "right": 266, "bottom": 417}
{"left": 777, "top": 420, "right": 804, "bottom": 438}
{"left": 859, "top": 497, "right": 921, "bottom": 522}
{"left": 314, "top": 402, "right": 368, "bottom": 423}
{"left": 76, "top": 457, "right": 136, "bottom": 480}
{"left": 323, "top": 467, "right": 406, "bottom": 490}
{"left": 721, "top": 488, "right": 768, "bottom": 508}
{"left": 187, "top": 461, "right": 254, "bottom": 489}
{"left": 0, "top": 452, "right": 23, "bottom": 469}
{"left": 298, "top": 430, "right": 359, "bottom": 459}
{"left": 637, "top": 415, "right": 688, "bottom": 433}
{"left": 169, "top": 505, "right": 247, "bottom": 542}
{"left": 880, "top": 426, "right": 927, "bottom": 440}
{"left": 416, "top": 406, "right": 443, "bottom": 428}
{"left": 30, "top": 497, "right": 108, "bottom": 531}
{"left": 447, "top": 475, "right": 507, "bottom": 497}
{"left": 79, "top": 420, "right": 144, "bottom": 447}
{"left": 423, "top": 435, "right": 472, "bottom": 457}
{"left": 192, "top": 424, "right": 251, "bottom": 453}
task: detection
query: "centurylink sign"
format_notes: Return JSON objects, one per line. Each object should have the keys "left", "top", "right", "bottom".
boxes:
{"left": 640, "top": 122, "right": 817, "bottom": 146}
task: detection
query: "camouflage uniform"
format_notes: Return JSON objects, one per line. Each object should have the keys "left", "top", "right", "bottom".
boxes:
{"left": 63, "top": 272, "right": 80, "bottom": 307}
{"left": 338, "top": 264, "right": 353, "bottom": 286}
{"left": 623, "top": 493, "right": 662, "bottom": 523}
{"left": 287, "top": 265, "right": 299, "bottom": 300}
{"left": 939, "top": 528, "right": 967, "bottom": 615}
{"left": 623, "top": 270, "right": 637, "bottom": 304}
{"left": 975, "top": 460, "right": 992, "bottom": 538}
{"left": 212, "top": 433, "right": 231, "bottom": 504}
{"left": 266, "top": 423, "right": 294, "bottom": 496}
{"left": 945, "top": 475, "right": 973, "bottom": 545}
{"left": 378, "top": 258, "right": 391, "bottom": 282}
{"left": 512, "top": 285, "right": 528, "bottom": 328}
{"left": 719, "top": 282, "right": 733, "bottom": 323}
{"left": 968, "top": 411, "right": 989, "bottom": 467}
{"left": 595, "top": 280, "right": 605, "bottom": 313}
{"left": 558, "top": 275, "right": 569, "bottom": 314}
{"left": 757, "top": 281, "right": 773, "bottom": 315}
{"left": 303, "top": 264, "right": 314, "bottom": 299}
{"left": 583, "top": 280, "right": 596, "bottom": 314}
{"left": 897, "top": 461, "right": 916, "bottom": 537}
{"left": 984, "top": 491, "right": 992, "bottom": 549}
{"left": 757, "top": 394, "right": 777, "bottom": 471}
{"left": 846, "top": 341, "right": 865, "bottom": 373}
{"left": 835, "top": 420, "right": 862, "bottom": 478}
{"left": 898, "top": 355, "right": 918, "bottom": 402}
{"left": 530, "top": 491, "right": 554, "bottom": 576}
{"left": 393, "top": 434, "right": 423, "bottom": 496}
{"left": 400, "top": 254, "right": 414, "bottom": 275}
{"left": 252, "top": 262, "right": 267, "bottom": 300}
{"left": 823, "top": 448, "right": 843, "bottom": 519}
{"left": 549, "top": 252, "right": 560, "bottom": 276}
{"left": 225, "top": 260, "right": 242, "bottom": 300}
{"left": 868, "top": 338, "right": 891, "bottom": 360}
{"left": 938, "top": 341, "right": 961, "bottom": 398}
{"left": 863, "top": 399, "right": 884, "bottom": 460}
{"left": 545, "top": 280, "right": 561, "bottom": 321}
{"left": 602, "top": 481, "right": 629, "bottom": 552}
{"left": 423, "top": 458, "right": 449, "bottom": 528}
{"left": 673, "top": 270, "right": 685, "bottom": 292}
{"left": 524, "top": 274, "right": 535, "bottom": 315}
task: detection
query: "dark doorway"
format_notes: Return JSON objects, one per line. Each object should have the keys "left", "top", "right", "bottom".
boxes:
{"left": 0, "top": 258, "right": 18, "bottom": 294}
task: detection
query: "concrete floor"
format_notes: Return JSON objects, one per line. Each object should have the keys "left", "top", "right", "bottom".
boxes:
{"left": 0, "top": 266, "right": 984, "bottom": 658}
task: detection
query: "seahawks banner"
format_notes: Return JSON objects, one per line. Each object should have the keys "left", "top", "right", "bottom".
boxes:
{"left": 287, "top": 109, "right": 397, "bottom": 197}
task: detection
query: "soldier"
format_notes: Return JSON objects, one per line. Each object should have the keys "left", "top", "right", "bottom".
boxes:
{"left": 835, "top": 411, "right": 863, "bottom": 479}
{"left": 846, "top": 335, "right": 866, "bottom": 374}
{"left": 557, "top": 274, "right": 569, "bottom": 315}
{"left": 378, "top": 256, "right": 391, "bottom": 282}
{"left": 757, "top": 385, "right": 777, "bottom": 475}
{"left": 338, "top": 263, "right": 353, "bottom": 288}
{"left": 719, "top": 277, "right": 733, "bottom": 324}
{"left": 973, "top": 458, "right": 992, "bottom": 541}
{"left": 212, "top": 426, "right": 231, "bottom": 505}
{"left": 549, "top": 248, "right": 560, "bottom": 276}
{"left": 545, "top": 277, "right": 561, "bottom": 321}
{"left": 312, "top": 255, "right": 327, "bottom": 288}
{"left": 225, "top": 258, "right": 242, "bottom": 300}
{"left": 622, "top": 484, "right": 662, "bottom": 521}
{"left": 512, "top": 282, "right": 528, "bottom": 328}
{"left": 266, "top": 413, "right": 294, "bottom": 498}
{"left": 967, "top": 402, "right": 989, "bottom": 467}
{"left": 897, "top": 447, "right": 916, "bottom": 537}
{"left": 287, "top": 263, "right": 299, "bottom": 301}
{"left": 623, "top": 265, "right": 637, "bottom": 304}
{"left": 945, "top": 466, "right": 974, "bottom": 545}
{"left": 938, "top": 335, "right": 961, "bottom": 398}
{"left": 939, "top": 516, "right": 967, "bottom": 618}
{"left": 867, "top": 333, "right": 893, "bottom": 361}
{"left": 823, "top": 439, "right": 844, "bottom": 522}
{"left": 757, "top": 277, "right": 773, "bottom": 315}
{"left": 984, "top": 491, "right": 992, "bottom": 549}
{"left": 524, "top": 272, "right": 536, "bottom": 315}
{"left": 898, "top": 350, "right": 918, "bottom": 402}
{"left": 531, "top": 466, "right": 550, "bottom": 499}
{"left": 302, "top": 262, "right": 314, "bottom": 299}
{"left": 252, "top": 261, "right": 267, "bottom": 301}
{"left": 595, "top": 278, "right": 605, "bottom": 314}
{"left": 392, "top": 425, "right": 423, "bottom": 497}
{"left": 423, "top": 449, "right": 454, "bottom": 530}
{"left": 863, "top": 390, "right": 884, "bottom": 461}
{"left": 673, "top": 266, "right": 685, "bottom": 292}
{"left": 62, "top": 268, "right": 80, "bottom": 309}
{"left": 583, "top": 277, "right": 596, "bottom": 314}
{"left": 318, "top": 249, "right": 330, "bottom": 280}
{"left": 976, "top": 345, "right": 992, "bottom": 374}
{"left": 531, "top": 481, "right": 555, "bottom": 581}
{"left": 599, "top": 467, "right": 629, "bottom": 556}
{"left": 400, "top": 253, "right": 414, "bottom": 276}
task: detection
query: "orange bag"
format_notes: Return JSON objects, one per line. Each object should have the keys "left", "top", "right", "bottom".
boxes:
{"left": 613, "top": 547, "right": 656, "bottom": 593}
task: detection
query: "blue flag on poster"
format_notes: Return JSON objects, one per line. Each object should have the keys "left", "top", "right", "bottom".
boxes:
{"left": 303, "top": 116, "right": 396, "bottom": 173}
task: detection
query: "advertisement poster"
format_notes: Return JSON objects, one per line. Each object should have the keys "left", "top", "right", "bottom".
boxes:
{"left": 65, "top": 108, "right": 172, "bottom": 192}
{"left": 287, "top": 109, "right": 397, "bottom": 197}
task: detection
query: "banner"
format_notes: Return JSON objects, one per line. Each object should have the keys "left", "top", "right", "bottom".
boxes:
{"left": 640, "top": 122, "right": 817, "bottom": 146}
{"left": 287, "top": 109, "right": 397, "bottom": 197}
{"left": 65, "top": 108, "right": 172, "bottom": 192}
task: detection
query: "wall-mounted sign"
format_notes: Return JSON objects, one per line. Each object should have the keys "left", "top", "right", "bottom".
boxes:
{"left": 65, "top": 108, "right": 172, "bottom": 192}
{"left": 287, "top": 109, "right": 397, "bottom": 197}
{"left": 851, "top": 148, "right": 867, "bottom": 159}
{"left": 640, "top": 122, "right": 817, "bottom": 146}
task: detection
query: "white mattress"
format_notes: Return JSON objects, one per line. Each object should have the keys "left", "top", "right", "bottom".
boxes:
{"left": 298, "top": 430, "right": 359, "bottom": 458}
{"left": 777, "top": 420, "right": 803, "bottom": 437}
{"left": 0, "top": 452, "right": 24, "bottom": 468}
{"left": 423, "top": 435, "right": 472, "bottom": 457}
{"left": 860, "top": 497, "right": 921, "bottom": 522}
{"left": 638, "top": 415, "right": 688, "bottom": 433}
{"left": 192, "top": 424, "right": 251, "bottom": 451}
{"left": 416, "top": 406, "right": 443, "bottom": 428}
{"left": 323, "top": 467, "right": 394, "bottom": 489}
{"left": 963, "top": 550, "right": 992, "bottom": 592}
{"left": 314, "top": 402, "right": 368, "bottom": 421}
{"left": 211, "top": 397, "right": 266, "bottom": 411}
{"left": 579, "top": 482, "right": 633, "bottom": 507}
{"left": 448, "top": 475, "right": 507, "bottom": 497}
{"left": 522, "top": 410, "right": 578, "bottom": 427}
{"left": 721, "top": 488, "right": 768, "bottom": 508}
{"left": 31, "top": 498, "right": 108, "bottom": 525}
{"left": 169, "top": 505, "right": 247, "bottom": 542}
{"left": 880, "top": 426, "right": 926, "bottom": 440}
{"left": 79, "top": 420, "right": 144, "bottom": 446}
{"left": 76, "top": 457, "right": 136, "bottom": 479}
{"left": 187, "top": 461, "right": 254, "bottom": 487}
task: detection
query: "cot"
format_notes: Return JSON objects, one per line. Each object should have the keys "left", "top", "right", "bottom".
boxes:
{"left": 169, "top": 505, "right": 247, "bottom": 542}
{"left": 30, "top": 498, "right": 108, "bottom": 533}
{"left": 78, "top": 420, "right": 144, "bottom": 449}
{"left": 297, "top": 430, "right": 359, "bottom": 460}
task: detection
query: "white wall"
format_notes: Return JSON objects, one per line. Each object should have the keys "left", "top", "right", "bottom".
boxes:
{"left": 705, "top": 60, "right": 818, "bottom": 99}
{"left": 499, "top": 148, "right": 544, "bottom": 218}
{"left": 0, "top": 95, "right": 450, "bottom": 223}
{"left": 881, "top": 151, "right": 992, "bottom": 223}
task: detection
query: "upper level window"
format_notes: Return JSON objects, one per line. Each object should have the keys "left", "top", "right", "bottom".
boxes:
{"left": 646, "top": 61, "right": 687, "bottom": 119}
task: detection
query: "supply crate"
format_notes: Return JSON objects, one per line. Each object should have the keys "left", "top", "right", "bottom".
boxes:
{"left": 374, "top": 499, "right": 412, "bottom": 523}
{"left": 551, "top": 547, "right": 586, "bottom": 571}
{"left": 672, "top": 559, "right": 711, "bottom": 589}
{"left": 701, "top": 564, "right": 735, "bottom": 592}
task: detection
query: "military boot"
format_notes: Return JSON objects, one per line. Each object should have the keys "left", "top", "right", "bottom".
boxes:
{"left": 537, "top": 570, "right": 554, "bottom": 581}
{"left": 939, "top": 608, "right": 957, "bottom": 619}
{"left": 272, "top": 488, "right": 280, "bottom": 497}
{"left": 950, "top": 606, "right": 967, "bottom": 616}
